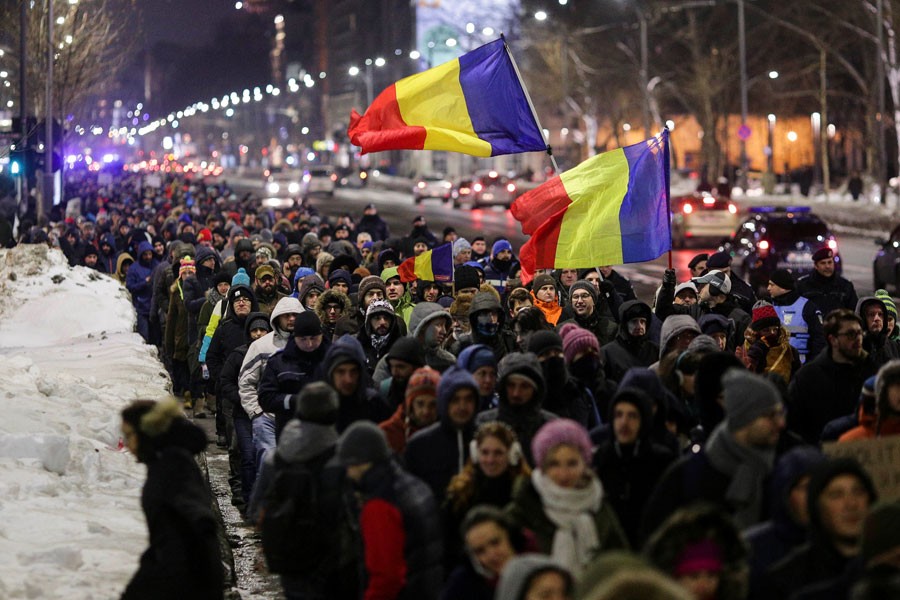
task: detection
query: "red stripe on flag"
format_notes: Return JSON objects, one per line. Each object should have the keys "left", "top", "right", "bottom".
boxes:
{"left": 397, "top": 256, "right": 417, "bottom": 283}
{"left": 511, "top": 177, "right": 570, "bottom": 283}
{"left": 348, "top": 84, "right": 427, "bottom": 154}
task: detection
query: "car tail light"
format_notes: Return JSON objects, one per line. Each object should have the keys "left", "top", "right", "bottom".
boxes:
{"left": 360, "top": 171, "right": 367, "bottom": 180}
{"left": 460, "top": 187, "right": 470, "bottom": 195}
{"left": 682, "top": 203, "right": 693, "bottom": 214}
{"left": 827, "top": 239, "right": 838, "bottom": 251}
{"left": 728, "top": 203, "right": 737, "bottom": 214}
{"left": 759, "top": 239, "right": 770, "bottom": 257}
{"left": 330, "top": 174, "right": 338, "bottom": 182}
{"left": 474, "top": 182, "right": 483, "bottom": 192}
{"left": 506, "top": 183, "right": 516, "bottom": 193}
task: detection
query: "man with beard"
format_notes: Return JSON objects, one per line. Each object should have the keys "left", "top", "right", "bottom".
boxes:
{"left": 356, "top": 298, "right": 402, "bottom": 374}
{"left": 857, "top": 295, "right": 900, "bottom": 368}
{"left": 527, "top": 330, "right": 597, "bottom": 428}
{"left": 557, "top": 280, "right": 618, "bottom": 347}
{"left": 378, "top": 337, "right": 427, "bottom": 409}
{"left": 257, "top": 311, "right": 330, "bottom": 438}
{"left": 480, "top": 240, "right": 519, "bottom": 299}
{"left": 126, "top": 240, "right": 159, "bottom": 343}
{"left": 455, "top": 290, "right": 517, "bottom": 360}
{"left": 253, "top": 264, "right": 287, "bottom": 316}
{"left": 380, "top": 366, "right": 441, "bottom": 454}
{"left": 282, "top": 244, "right": 304, "bottom": 282}
{"left": 322, "top": 335, "right": 392, "bottom": 432}
{"left": 408, "top": 302, "right": 457, "bottom": 372}
{"left": 797, "top": 246, "right": 858, "bottom": 316}
{"left": 602, "top": 300, "right": 659, "bottom": 385}
{"left": 788, "top": 309, "right": 879, "bottom": 444}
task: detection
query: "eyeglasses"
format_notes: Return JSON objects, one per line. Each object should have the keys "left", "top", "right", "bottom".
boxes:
{"left": 233, "top": 297, "right": 252, "bottom": 305}
{"left": 571, "top": 293, "right": 592, "bottom": 301}
{"left": 836, "top": 329, "right": 863, "bottom": 339}
{"left": 324, "top": 305, "right": 342, "bottom": 312}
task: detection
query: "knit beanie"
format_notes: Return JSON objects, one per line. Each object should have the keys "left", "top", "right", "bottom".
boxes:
{"left": 568, "top": 280, "right": 598, "bottom": 305}
{"left": 245, "top": 312, "right": 271, "bottom": 334}
{"left": 723, "top": 369, "right": 781, "bottom": 431}
{"left": 687, "top": 334, "right": 721, "bottom": 355}
{"left": 380, "top": 266, "right": 402, "bottom": 283}
{"left": 532, "top": 273, "right": 556, "bottom": 293}
{"left": 365, "top": 298, "right": 395, "bottom": 322}
{"left": 293, "top": 311, "right": 323, "bottom": 337}
{"left": 769, "top": 269, "right": 795, "bottom": 291}
{"left": 861, "top": 501, "right": 900, "bottom": 563}
{"left": 452, "top": 237, "right": 472, "bottom": 258}
{"left": 328, "top": 268, "right": 352, "bottom": 288}
{"left": 875, "top": 289, "right": 898, "bottom": 321}
{"left": 531, "top": 419, "right": 593, "bottom": 468}
{"left": 405, "top": 366, "right": 441, "bottom": 404}
{"left": 231, "top": 267, "right": 251, "bottom": 288}
{"left": 491, "top": 239, "right": 513, "bottom": 256}
{"left": 751, "top": 301, "right": 781, "bottom": 332}
{"left": 454, "top": 265, "right": 481, "bottom": 292}
{"left": 179, "top": 256, "right": 195, "bottom": 277}
{"left": 293, "top": 381, "right": 339, "bottom": 424}
{"left": 337, "top": 421, "right": 391, "bottom": 466}
{"left": 386, "top": 337, "right": 426, "bottom": 368}
{"left": 214, "top": 271, "right": 232, "bottom": 286}
{"left": 527, "top": 330, "right": 564, "bottom": 357}
{"left": 358, "top": 275, "right": 387, "bottom": 300}
{"left": 457, "top": 343, "right": 498, "bottom": 373}
{"left": 561, "top": 326, "right": 600, "bottom": 365}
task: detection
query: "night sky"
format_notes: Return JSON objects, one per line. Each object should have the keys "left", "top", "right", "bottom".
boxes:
{"left": 139, "top": 0, "right": 230, "bottom": 48}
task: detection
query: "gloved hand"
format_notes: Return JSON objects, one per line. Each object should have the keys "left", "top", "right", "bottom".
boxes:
{"left": 746, "top": 340, "right": 769, "bottom": 372}
{"left": 598, "top": 280, "right": 616, "bottom": 297}
{"left": 663, "top": 268, "right": 676, "bottom": 287}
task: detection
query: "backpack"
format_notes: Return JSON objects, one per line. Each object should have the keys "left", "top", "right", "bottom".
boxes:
{"left": 259, "top": 450, "right": 332, "bottom": 575}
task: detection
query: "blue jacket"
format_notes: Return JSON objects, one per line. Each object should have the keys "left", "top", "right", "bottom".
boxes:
{"left": 126, "top": 241, "right": 157, "bottom": 316}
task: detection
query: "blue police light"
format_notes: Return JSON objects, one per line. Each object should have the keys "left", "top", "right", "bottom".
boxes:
{"left": 784, "top": 206, "right": 811, "bottom": 213}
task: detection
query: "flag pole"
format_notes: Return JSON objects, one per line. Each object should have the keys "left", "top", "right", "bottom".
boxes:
{"left": 663, "top": 128, "right": 673, "bottom": 270}
{"left": 501, "top": 34, "right": 559, "bottom": 174}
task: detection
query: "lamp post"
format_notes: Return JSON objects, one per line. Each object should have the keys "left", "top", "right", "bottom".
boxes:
{"left": 765, "top": 113, "right": 775, "bottom": 193}
{"left": 737, "top": 0, "right": 748, "bottom": 192}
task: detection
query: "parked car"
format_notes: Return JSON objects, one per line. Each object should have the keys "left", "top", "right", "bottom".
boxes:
{"left": 874, "top": 224, "right": 900, "bottom": 291}
{"left": 413, "top": 174, "right": 453, "bottom": 204}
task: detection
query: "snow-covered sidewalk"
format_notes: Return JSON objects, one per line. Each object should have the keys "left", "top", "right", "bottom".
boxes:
{"left": 0, "top": 245, "right": 171, "bottom": 599}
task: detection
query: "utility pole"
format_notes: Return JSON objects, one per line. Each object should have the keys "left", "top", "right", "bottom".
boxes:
{"left": 877, "top": 0, "right": 888, "bottom": 205}
{"left": 18, "top": 2, "right": 27, "bottom": 218}
{"left": 44, "top": 0, "right": 55, "bottom": 216}
{"left": 738, "top": 0, "right": 749, "bottom": 192}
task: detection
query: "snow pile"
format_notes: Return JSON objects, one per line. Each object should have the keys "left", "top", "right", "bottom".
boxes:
{"left": 0, "top": 245, "right": 172, "bottom": 599}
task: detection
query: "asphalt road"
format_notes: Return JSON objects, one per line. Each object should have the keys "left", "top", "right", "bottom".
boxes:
{"left": 230, "top": 177, "right": 882, "bottom": 300}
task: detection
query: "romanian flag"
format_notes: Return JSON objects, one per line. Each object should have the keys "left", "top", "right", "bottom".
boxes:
{"left": 348, "top": 39, "right": 546, "bottom": 157}
{"left": 511, "top": 131, "right": 671, "bottom": 282}
{"left": 397, "top": 243, "right": 454, "bottom": 283}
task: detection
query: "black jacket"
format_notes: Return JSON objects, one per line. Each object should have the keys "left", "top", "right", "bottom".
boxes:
{"left": 323, "top": 335, "right": 392, "bottom": 432}
{"left": 796, "top": 270, "right": 858, "bottom": 317}
{"left": 601, "top": 300, "right": 659, "bottom": 385}
{"left": 257, "top": 336, "right": 330, "bottom": 437}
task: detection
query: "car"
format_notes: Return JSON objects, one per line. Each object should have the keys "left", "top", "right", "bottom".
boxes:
{"left": 413, "top": 174, "right": 453, "bottom": 204}
{"left": 302, "top": 165, "right": 336, "bottom": 197}
{"left": 719, "top": 206, "right": 841, "bottom": 295}
{"left": 450, "top": 177, "right": 477, "bottom": 208}
{"left": 262, "top": 171, "right": 302, "bottom": 208}
{"left": 670, "top": 192, "right": 740, "bottom": 248}
{"left": 470, "top": 170, "right": 518, "bottom": 208}
{"left": 874, "top": 224, "right": 900, "bottom": 291}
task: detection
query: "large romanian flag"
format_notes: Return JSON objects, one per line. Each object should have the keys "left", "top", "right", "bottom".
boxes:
{"left": 512, "top": 131, "right": 671, "bottom": 282}
{"left": 347, "top": 39, "right": 546, "bottom": 157}
{"left": 397, "top": 243, "right": 454, "bottom": 283}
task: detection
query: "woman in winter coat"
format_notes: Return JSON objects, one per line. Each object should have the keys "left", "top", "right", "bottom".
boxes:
{"left": 120, "top": 399, "right": 222, "bottom": 600}
{"left": 505, "top": 419, "right": 629, "bottom": 576}
{"left": 443, "top": 421, "right": 532, "bottom": 566}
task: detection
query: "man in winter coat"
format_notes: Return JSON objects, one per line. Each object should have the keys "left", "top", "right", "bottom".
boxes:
{"left": 857, "top": 295, "right": 900, "bottom": 368}
{"left": 357, "top": 299, "right": 403, "bottom": 375}
{"left": 404, "top": 366, "right": 478, "bottom": 503}
{"left": 381, "top": 267, "right": 415, "bottom": 325}
{"left": 380, "top": 365, "right": 441, "bottom": 455}
{"left": 601, "top": 300, "right": 659, "bottom": 385}
{"left": 557, "top": 280, "right": 618, "bottom": 347}
{"left": 479, "top": 239, "right": 519, "bottom": 299}
{"left": 840, "top": 359, "right": 900, "bottom": 440}
{"left": 356, "top": 203, "right": 390, "bottom": 242}
{"left": 222, "top": 238, "right": 256, "bottom": 279}
{"left": 705, "top": 250, "right": 757, "bottom": 312}
{"left": 642, "top": 370, "right": 785, "bottom": 539}
{"left": 455, "top": 289, "right": 518, "bottom": 359}
{"left": 338, "top": 422, "right": 443, "bottom": 600}
{"left": 407, "top": 302, "right": 457, "bottom": 372}
{"left": 475, "top": 352, "right": 557, "bottom": 467}
{"left": 237, "top": 296, "right": 302, "bottom": 470}
{"left": 788, "top": 309, "right": 879, "bottom": 444}
{"left": 257, "top": 311, "right": 330, "bottom": 438}
{"left": 655, "top": 314, "right": 702, "bottom": 364}
{"left": 322, "top": 334, "right": 392, "bottom": 432}
{"left": 378, "top": 337, "right": 427, "bottom": 409}
{"left": 767, "top": 269, "right": 825, "bottom": 364}
{"left": 527, "top": 330, "right": 598, "bottom": 428}
{"left": 797, "top": 246, "right": 858, "bottom": 317}
{"left": 126, "top": 240, "right": 158, "bottom": 342}
{"left": 593, "top": 387, "right": 675, "bottom": 546}
{"left": 253, "top": 264, "right": 288, "bottom": 316}
{"left": 744, "top": 446, "right": 826, "bottom": 600}
{"left": 763, "top": 458, "right": 877, "bottom": 600}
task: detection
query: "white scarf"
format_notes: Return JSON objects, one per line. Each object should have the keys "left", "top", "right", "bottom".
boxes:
{"left": 531, "top": 469, "right": 603, "bottom": 572}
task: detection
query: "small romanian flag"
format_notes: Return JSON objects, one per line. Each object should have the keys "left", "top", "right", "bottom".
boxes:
{"left": 397, "top": 243, "right": 454, "bottom": 284}
{"left": 511, "top": 131, "right": 671, "bottom": 282}
{"left": 348, "top": 39, "right": 546, "bottom": 157}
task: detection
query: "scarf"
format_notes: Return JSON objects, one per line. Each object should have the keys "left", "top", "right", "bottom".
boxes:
{"left": 531, "top": 469, "right": 603, "bottom": 572}
{"left": 206, "top": 285, "right": 227, "bottom": 307}
{"left": 370, "top": 332, "right": 391, "bottom": 354}
{"left": 704, "top": 422, "right": 775, "bottom": 529}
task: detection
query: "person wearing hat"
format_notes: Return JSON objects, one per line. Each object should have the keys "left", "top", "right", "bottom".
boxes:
{"left": 705, "top": 250, "right": 756, "bottom": 312}
{"left": 454, "top": 264, "right": 482, "bottom": 297}
{"left": 764, "top": 457, "right": 877, "bottom": 600}
{"left": 337, "top": 421, "right": 443, "bottom": 600}
{"left": 856, "top": 294, "right": 900, "bottom": 368}
{"left": 457, "top": 288, "right": 518, "bottom": 360}
{"left": 796, "top": 245, "right": 858, "bottom": 317}
{"left": 557, "top": 280, "right": 619, "bottom": 348}
{"left": 674, "top": 281, "right": 699, "bottom": 306}
{"left": 643, "top": 369, "right": 786, "bottom": 537}
{"left": 322, "top": 334, "right": 392, "bottom": 432}
{"left": 875, "top": 289, "right": 900, "bottom": 340}
{"left": 528, "top": 330, "right": 597, "bottom": 428}
{"left": 743, "top": 301, "right": 801, "bottom": 383}
{"left": 356, "top": 298, "right": 403, "bottom": 375}
{"left": 377, "top": 336, "right": 427, "bottom": 408}
{"left": 314, "top": 285, "right": 352, "bottom": 341}
{"left": 788, "top": 308, "right": 880, "bottom": 444}
{"left": 452, "top": 237, "right": 472, "bottom": 267}
{"left": 357, "top": 203, "right": 390, "bottom": 242}
{"left": 81, "top": 244, "right": 101, "bottom": 271}
{"left": 257, "top": 311, "right": 330, "bottom": 438}
{"left": 530, "top": 272, "right": 563, "bottom": 326}
{"left": 479, "top": 239, "right": 519, "bottom": 299}
{"left": 379, "top": 365, "right": 442, "bottom": 454}
{"left": 381, "top": 266, "right": 416, "bottom": 325}
{"left": 407, "top": 301, "right": 458, "bottom": 372}
{"left": 768, "top": 268, "right": 826, "bottom": 364}
{"left": 838, "top": 359, "right": 900, "bottom": 440}
{"left": 697, "top": 313, "right": 732, "bottom": 351}
{"left": 688, "top": 253, "right": 709, "bottom": 278}
{"left": 296, "top": 273, "right": 325, "bottom": 312}
{"left": 253, "top": 263, "right": 288, "bottom": 316}
{"left": 602, "top": 300, "right": 659, "bottom": 386}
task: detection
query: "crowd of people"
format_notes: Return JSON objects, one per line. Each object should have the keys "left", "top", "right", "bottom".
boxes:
{"left": 10, "top": 170, "right": 900, "bottom": 600}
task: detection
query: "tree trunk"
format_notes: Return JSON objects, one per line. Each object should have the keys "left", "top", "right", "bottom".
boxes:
{"left": 820, "top": 48, "right": 830, "bottom": 201}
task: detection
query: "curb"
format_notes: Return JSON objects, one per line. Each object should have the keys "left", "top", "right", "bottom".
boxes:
{"left": 196, "top": 450, "right": 239, "bottom": 596}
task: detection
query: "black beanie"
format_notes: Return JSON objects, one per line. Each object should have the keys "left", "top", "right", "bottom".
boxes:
{"left": 769, "top": 269, "right": 795, "bottom": 291}
{"left": 293, "top": 381, "right": 339, "bottom": 424}
{"left": 213, "top": 271, "right": 232, "bottom": 286}
{"left": 527, "top": 330, "right": 564, "bottom": 357}
{"left": 386, "top": 337, "right": 426, "bottom": 368}
{"left": 293, "top": 311, "right": 323, "bottom": 337}
{"left": 454, "top": 265, "right": 481, "bottom": 292}
{"left": 337, "top": 421, "right": 391, "bottom": 466}
{"left": 246, "top": 312, "right": 271, "bottom": 334}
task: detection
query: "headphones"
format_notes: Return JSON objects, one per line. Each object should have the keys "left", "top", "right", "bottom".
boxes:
{"left": 469, "top": 438, "right": 522, "bottom": 467}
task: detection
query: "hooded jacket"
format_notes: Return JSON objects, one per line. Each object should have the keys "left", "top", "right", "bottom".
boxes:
{"left": 315, "top": 289, "right": 353, "bottom": 340}
{"left": 408, "top": 302, "right": 458, "bottom": 371}
{"left": 475, "top": 353, "right": 557, "bottom": 466}
{"left": 219, "top": 313, "right": 272, "bottom": 421}
{"left": 458, "top": 290, "right": 518, "bottom": 360}
{"left": 657, "top": 314, "right": 703, "bottom": 360}
{"left": 222, "top": 238, "right": 255, "bottom": 278}
{"left": 238, "top": 297, "right": 303, "bottom": 419}
{"left": 205, "top": 284, "right": 259, "bottom": 393}
{"left": 857, "top": 296, "right": 900, "bottom": 368}
{"left": 493, "top": 555, "right": 572, "bottom": 600}
{"left": 356, "top": 299, "right": 403, "bottom": 374}
{"left": 405, "top": 366, "right": 479, "bottom": 503}
{"left": 602, "top": 301, "right": 659, "bottom": 384}
{"left": 98, "top": 232, "right": 119, "bottom": 274}
{"left": 126, "top": 241, "right": 157, "bottom": 315}
{"left": 322, "top": 335, "right": 392, "bottom": 432}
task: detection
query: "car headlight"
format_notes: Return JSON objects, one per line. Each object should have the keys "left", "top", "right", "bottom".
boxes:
{"left": 266, "top": 182, "right": 279, "bottom": 193}
{"left": 289, "top": 182, "right": 301, "bottom": 194}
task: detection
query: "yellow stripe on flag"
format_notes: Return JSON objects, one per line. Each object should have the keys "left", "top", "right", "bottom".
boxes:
{"left": 555, "top": 148, "right": 630, "bottom": 267}
{"left": 395, "top": 59, "right": 493, "bottom": 157}
{"left": 413, "top": 251, "right": 436, "bottom": 281}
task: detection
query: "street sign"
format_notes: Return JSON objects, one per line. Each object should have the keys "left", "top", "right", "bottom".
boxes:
{"left": 738, "top": 124, "right": 751, "bottom": 141}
